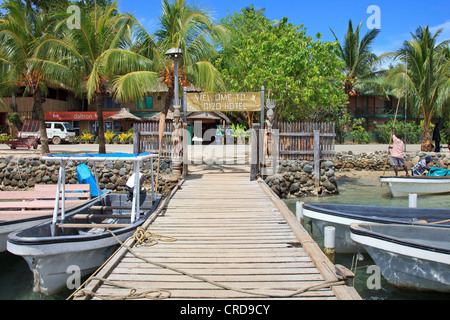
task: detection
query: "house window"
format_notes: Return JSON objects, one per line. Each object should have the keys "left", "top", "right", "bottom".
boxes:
{"left": 138, "top": 96, "right": 153, "bottom": 109}
{"left": 384, "top": 98, "right": 394, "bottom": 114}
{"left": 104, "top": 97, "right": 120, "bottom": 109}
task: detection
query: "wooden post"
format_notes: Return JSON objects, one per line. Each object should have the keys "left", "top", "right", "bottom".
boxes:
{"left": 182, "top": 122, "right": 188, "bottom": 178}
{"left": 133, "top": 123, "right": 140, "bottom": 154}
{"left": 250, "top": 123, "right": 261, "bottom": 181}
{"left": 409, "top": 193, "right": 417, "bottom": 208}
{"left": 260, "top": 86, "right": 265, "bottom": 130}
{"left": 314, "top": 129, "right": 320, "bottom": 187}
{"left": 296, "top": 201, "right": 304, "bottom": 226}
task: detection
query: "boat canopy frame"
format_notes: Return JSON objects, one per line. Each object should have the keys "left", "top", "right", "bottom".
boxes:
{"left": 41, "top": 153, "right": 158, "bottom": 236}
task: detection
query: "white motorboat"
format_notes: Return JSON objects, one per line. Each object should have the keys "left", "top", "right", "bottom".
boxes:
{"left": 7, "top": 153, "right": 161, "bottom": 295}
{"left": 350, "top": 223, "right": 450, "bottom": 293}
{"left": 302, "top": 203, "right": 450, "bottom": 253}
{"left": 379, "top": 175, "right": 450, "bottom": 197}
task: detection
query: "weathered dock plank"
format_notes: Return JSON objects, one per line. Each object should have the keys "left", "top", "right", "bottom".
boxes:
{"left": 74, "top": 165, "right": 360, "bottom": 300}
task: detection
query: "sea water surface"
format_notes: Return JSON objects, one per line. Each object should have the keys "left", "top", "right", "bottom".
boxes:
{"left": 285, "top": 177, "right": 450, "bottom": 300}
{"left": 1, "top": 176, "right": 449, "bottom": 300}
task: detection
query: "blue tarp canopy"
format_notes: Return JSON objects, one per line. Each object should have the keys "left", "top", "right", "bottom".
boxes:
{"left": 49, "top": 152, "right": 150, "bottom": 158}
{"left": 426, "top": 167, "right": 450, "bottom": 176}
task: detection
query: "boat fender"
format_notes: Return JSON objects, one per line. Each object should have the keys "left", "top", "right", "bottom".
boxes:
{"left": 125, "top": 172, "right": 146, "bottom": 201}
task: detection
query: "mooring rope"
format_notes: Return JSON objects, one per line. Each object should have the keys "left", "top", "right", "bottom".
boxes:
{"left": 73, "top": 227, "right": 347, "bottom": 300}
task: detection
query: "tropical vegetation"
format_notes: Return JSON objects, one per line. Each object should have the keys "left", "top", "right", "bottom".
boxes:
{"left": 215, "top": 6, "right": 348, "bottom": 124}
{"left": 383, "top": 26, "right": 449, "bottom": 150}
{"left": 105, "top": 0, "right": 228, "bottom": 134}
{"left": 330, "top": 19, "right": 381, "bottom": 97}
{"left": 0, "top": 0, "right": 448, "bottom": 154}
{"left": 35, "top": 0, "right": 134, "bottom": 153}
{"left": 0, "top": 0, "right": 71, "bottom": 154}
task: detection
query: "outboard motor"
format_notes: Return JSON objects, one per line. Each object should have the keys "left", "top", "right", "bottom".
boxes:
{"left": 125, "top": 172, "right": 146, "bottom": 201}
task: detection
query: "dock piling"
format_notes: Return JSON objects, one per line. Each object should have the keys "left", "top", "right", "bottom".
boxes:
{"left": 408, "top": 193, "right": 417, "bottom": 208}
{"left": 324, "top": 226, "right": 336, "bottom": 264}
{"left": 295, "top": 201, "right": 304, "bottom": 225}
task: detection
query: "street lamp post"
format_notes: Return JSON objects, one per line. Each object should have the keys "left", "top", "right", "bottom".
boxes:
{"left": 165, "top": 48, "right": 183, "bottom": 109}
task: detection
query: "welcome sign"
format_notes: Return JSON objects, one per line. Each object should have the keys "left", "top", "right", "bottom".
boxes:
{"left": 186, "top": 92, "right": 261, "bottom": 112}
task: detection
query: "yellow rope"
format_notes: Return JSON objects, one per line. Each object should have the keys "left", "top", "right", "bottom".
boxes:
{"left": 89, "top": 230, "right": 349, "bottom": 299}
{"left": 132, "top": 226, "right": 177, "bottom": 246}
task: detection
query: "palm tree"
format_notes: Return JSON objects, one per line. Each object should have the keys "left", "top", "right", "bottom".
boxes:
{"left": 0, "top": 0, "right": 75, "bottom": 154}
{"left": 331, "top": 20, "right": 380, "bottom": 97}
{"left": 385, "top": 26, "right": 450, "bottom": 151}
{"left": 106, "top": 0, "right": 228, "bottom": 118}
{"left": 36, "top": 1, "right": 133, "bottom": 154}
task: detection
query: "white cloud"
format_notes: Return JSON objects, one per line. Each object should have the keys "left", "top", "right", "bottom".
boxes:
{"left": 430, "top": 21, "right": 450, "bottom": 44}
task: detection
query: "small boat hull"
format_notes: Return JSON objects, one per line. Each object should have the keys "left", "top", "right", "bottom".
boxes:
{"left": 0, "top": 217, "right": 51, "bottom": 252}
{"left": 7, "top": 193, "right": 161, "bottom": 295}
{"left": 379, "top": 176, "right": 450, "bottom": 197}
{"left": 302, "top": 203, "right": 450, "bottom": 253}
{"left": 350, "top": 223, "right": 450, "bottom": 293}
{"left": 13, "top": 242, "right": 120, "bottom": 295}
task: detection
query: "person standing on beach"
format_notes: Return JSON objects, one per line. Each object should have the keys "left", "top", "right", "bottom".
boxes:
{"left": 391, "top": 130, "right": 409, "bottom": 176}
{"left": 433, "top": 121, "right": 441, "bottom": 152}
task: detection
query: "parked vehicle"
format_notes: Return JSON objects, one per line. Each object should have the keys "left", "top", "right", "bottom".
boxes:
{"left": 19, "top": 121, "right": 76, "bottom": 145}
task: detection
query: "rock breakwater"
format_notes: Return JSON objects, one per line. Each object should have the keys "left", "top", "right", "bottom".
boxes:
{"left": 0, "top": 155, "right": 178, "bottom": 197}
{"left": 264, "top": 151, "right": 450, "bottom": 199}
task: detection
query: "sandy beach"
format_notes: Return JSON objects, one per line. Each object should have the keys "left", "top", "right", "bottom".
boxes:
{"left": 335, "top": 170, "right": 390, "bottom": 179}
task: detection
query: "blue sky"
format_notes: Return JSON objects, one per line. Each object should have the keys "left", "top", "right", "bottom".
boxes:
{"left": 118, "top": 0, "right": 450, "bottom": 56}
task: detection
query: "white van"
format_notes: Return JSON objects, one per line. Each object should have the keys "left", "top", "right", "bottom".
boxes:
{"left": 45, "top": 122, "right": 76, "bottom": 144}
{"left": 20, "top": 122, "right": 76, "bottom": 144}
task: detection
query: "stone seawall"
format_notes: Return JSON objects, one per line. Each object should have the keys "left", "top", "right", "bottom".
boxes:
{"left": 0, "top": 155, "right": 178, "bottom": 196}
{"left": 1, "top": 151, "right": 448, "bottom": 199}
{"left": 264, "top": 159, "right": 338, "bottom": 198}
{"left": 334, "top": 151, "right": 450, "bottom": 172}
{"left": 264, "top": 151, "right": 450, "bottom": 199}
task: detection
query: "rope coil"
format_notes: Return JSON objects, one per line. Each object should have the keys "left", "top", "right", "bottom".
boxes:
{"left": 132, "top": 226, "right": 177, "bottom": 246}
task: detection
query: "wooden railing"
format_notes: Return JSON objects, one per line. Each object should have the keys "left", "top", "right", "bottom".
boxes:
{"left": 276, "top": 122, "right": 336, "bottom": 160}
{"left": 255, "top": 121, "right": 336, "bottom": 181}
{"left": 133, "top": 121, "right": 173, "bottom": 158}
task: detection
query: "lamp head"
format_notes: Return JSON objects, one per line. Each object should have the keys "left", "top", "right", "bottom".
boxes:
{"left": 165, "top": 48, "right": 183, "bottom": 60}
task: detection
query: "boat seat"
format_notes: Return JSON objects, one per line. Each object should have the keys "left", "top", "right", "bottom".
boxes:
{"left": 57, "top": 223, "right": 130, "bottom": 229}
{"left": 73, "top": 214, "right": 132, "bottom": 219}
{"left": 90, "top": 206, "right": 152, "bottom": 210}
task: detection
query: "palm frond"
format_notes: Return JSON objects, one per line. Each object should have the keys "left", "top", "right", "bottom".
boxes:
{"left": 110, "top": 71, "right": 160, "bottom": 102}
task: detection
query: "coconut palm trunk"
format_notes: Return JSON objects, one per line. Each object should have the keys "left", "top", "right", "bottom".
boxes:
{"left": 33, "top": 88, "right": 50, "bottom": 154}
{"left": 95, "top": 92, "right": 106, "bottom": 154}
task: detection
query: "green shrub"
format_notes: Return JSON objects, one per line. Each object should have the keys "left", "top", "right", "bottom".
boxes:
{"left": 351, "top": 125, "right": 371, "bottom": 144}
{"left": 374, "top": 120, "right": 425, "bottom": 144}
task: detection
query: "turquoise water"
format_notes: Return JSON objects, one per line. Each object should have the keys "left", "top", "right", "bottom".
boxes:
{"left": 1, "top": 177, "right": 449, "bottom": 300}
{"left": 285, "top": 177, "right": 450, "bottom": 300}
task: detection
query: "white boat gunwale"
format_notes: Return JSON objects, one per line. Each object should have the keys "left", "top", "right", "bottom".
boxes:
{"left": 302, "top": 203, "right": 450, "bottom": 226}
{"left": 380, "top": 175, "right": 450, "bottom": 180}
{"left": 350, "top": 223, "right": 450, "bottom": 259}
{"left": 7, "top": 193, "right": 162, "bottom": 247}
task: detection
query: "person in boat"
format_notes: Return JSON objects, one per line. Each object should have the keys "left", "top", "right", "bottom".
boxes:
{"left": 391, "top": 131, "right": 409, "bottom": 176}
{"left": 411, "top": 156, "right": 432, "bottom": 176}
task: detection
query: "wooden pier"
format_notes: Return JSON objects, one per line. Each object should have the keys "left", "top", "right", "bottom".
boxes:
{"left": 74, "top": 165, "right": 360, "bottom": 300}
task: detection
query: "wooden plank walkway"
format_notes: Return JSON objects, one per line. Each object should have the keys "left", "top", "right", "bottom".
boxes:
{"left": 74, "top": 165, "right": 360, "bottom": 300}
